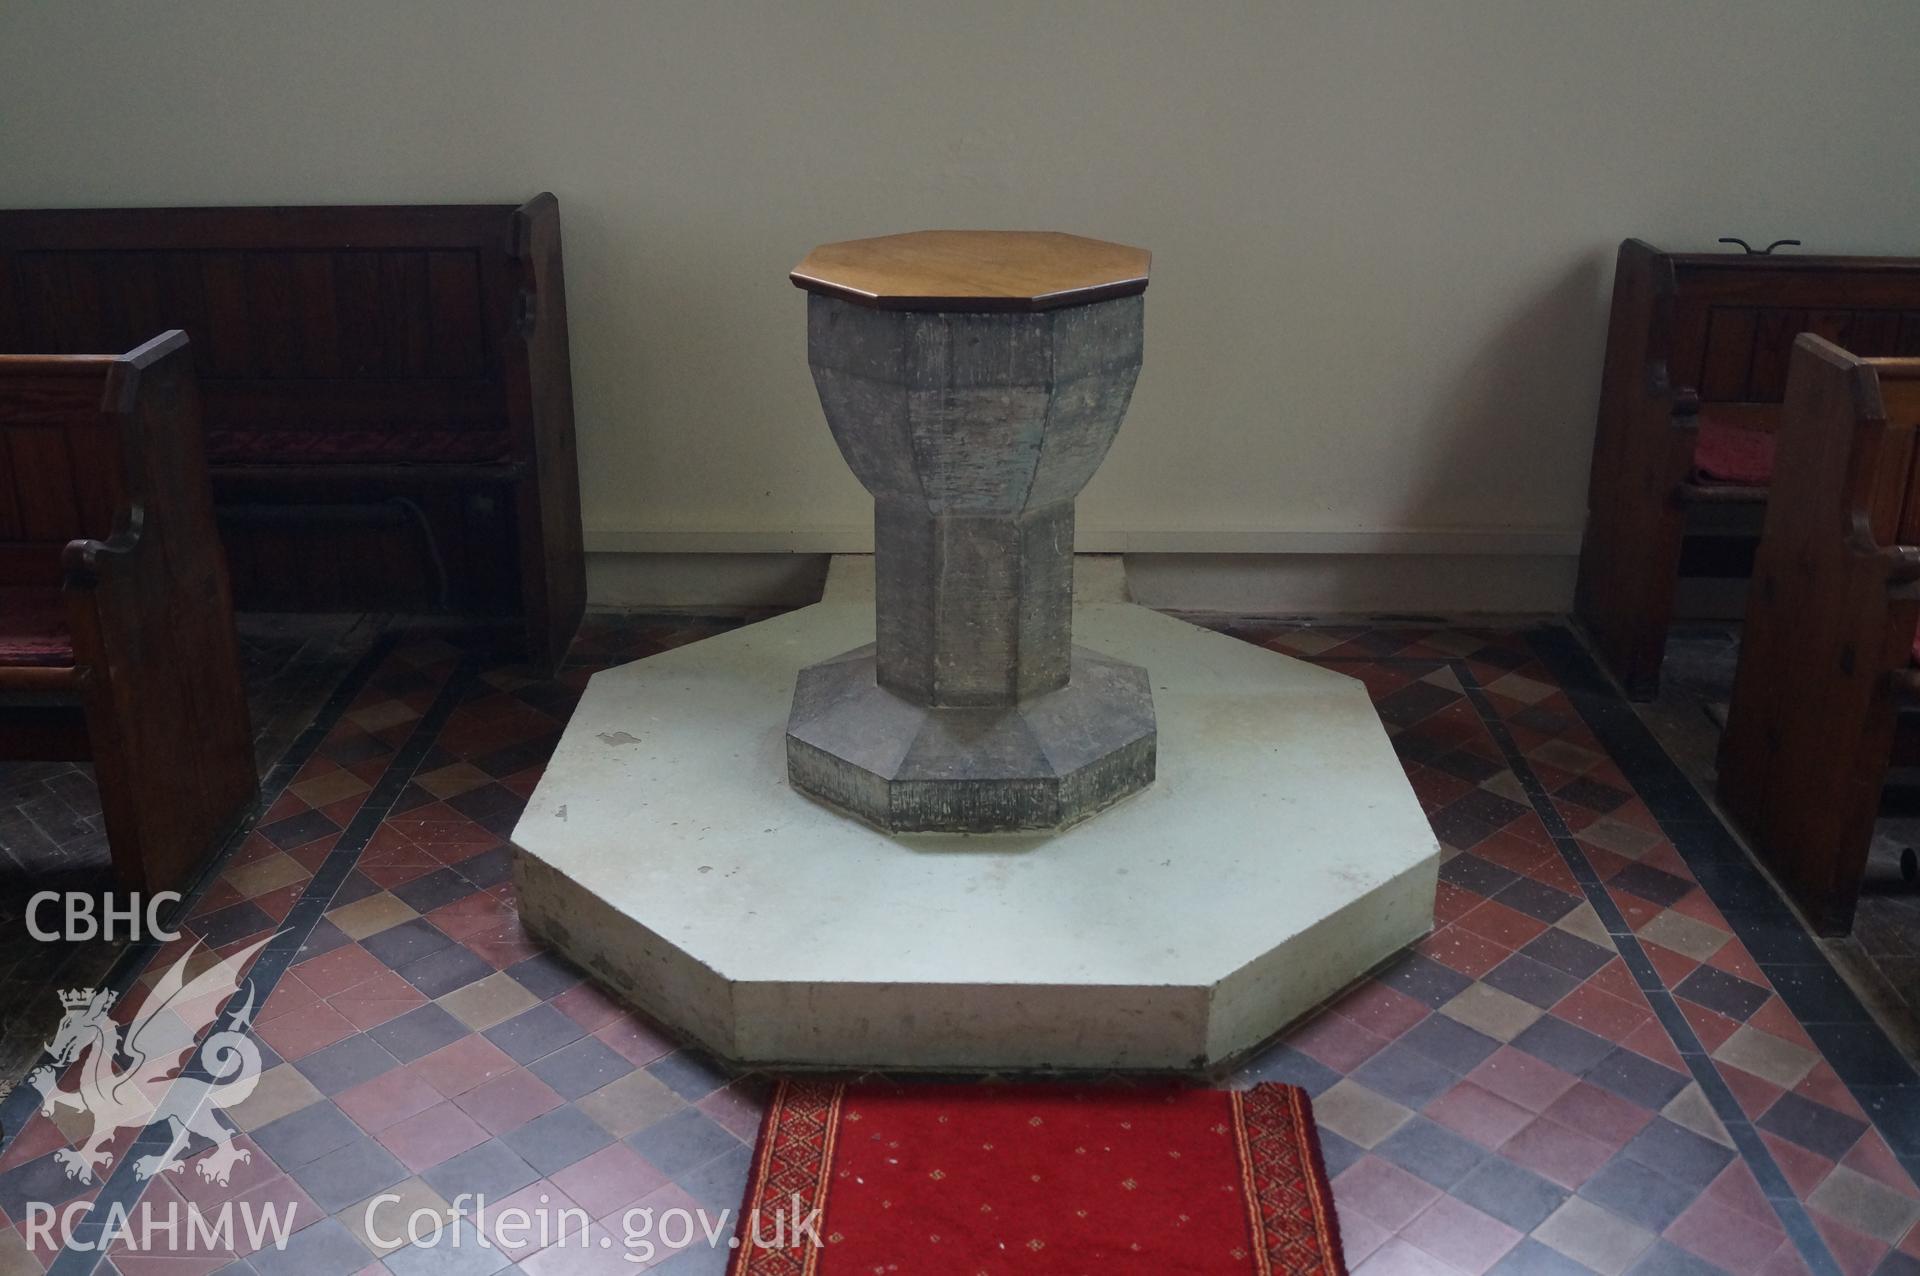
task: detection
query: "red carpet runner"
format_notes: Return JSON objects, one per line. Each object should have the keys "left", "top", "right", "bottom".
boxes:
{"left": 728, "top": 1080, "right": 1346, "bottom": 1275}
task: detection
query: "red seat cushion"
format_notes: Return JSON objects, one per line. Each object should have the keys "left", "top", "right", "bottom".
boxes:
{"left": 205, "top": 427, "right": 514, "bottom": 466}
{"left": 1693, "top": 411, "right": 1775, "bottom": 486}
{"left": 0, "top": 587, "right": 74, "bottom": 668}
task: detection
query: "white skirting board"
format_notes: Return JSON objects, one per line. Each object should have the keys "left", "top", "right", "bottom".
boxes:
{"left": 586, "top": 550, "right": 1578, "bottom": 615}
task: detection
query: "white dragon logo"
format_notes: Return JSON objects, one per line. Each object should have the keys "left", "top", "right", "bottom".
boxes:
{"left": 27, "top": 936, "right": 268, "bottom": 1186}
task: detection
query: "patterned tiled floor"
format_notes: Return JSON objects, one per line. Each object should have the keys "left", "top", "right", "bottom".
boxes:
{"left": 0, "top": 616, "right": 1915, "bottom": 1276}
{"left": 0, "top": 614, "right": 385, "bottom": 1087}
{"left": 1646, "top": 624, "right": 1920, "bottom": 1059}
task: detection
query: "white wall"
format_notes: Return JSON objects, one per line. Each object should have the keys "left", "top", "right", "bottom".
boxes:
{"left": 4, "top": 2, "right": 1919, "bottom": 595}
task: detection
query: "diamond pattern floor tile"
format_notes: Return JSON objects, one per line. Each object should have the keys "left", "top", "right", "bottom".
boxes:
{"left": 0, "top": 617, "right": 1915, "bottom": 1276}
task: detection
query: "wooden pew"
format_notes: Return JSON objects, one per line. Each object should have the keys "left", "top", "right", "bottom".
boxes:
{"left": 1717, "top": 334, "right": 1920, "bottom": 934}
{"left": 0, "top": 331, "right": 257, "bottom": 893}
{"left": 0, "top": 196, "right": 586, "bottom": 672}
{"left": 1575, "top": 241, "right": 1920, "bottom": 699}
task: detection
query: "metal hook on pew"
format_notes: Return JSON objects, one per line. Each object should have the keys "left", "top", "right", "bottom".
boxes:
{"left": 1717, "top": 237, "right": 1802, "bottom": 256}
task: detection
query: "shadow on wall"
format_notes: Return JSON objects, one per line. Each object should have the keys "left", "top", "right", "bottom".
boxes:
{"left": 581, "top": 244, "right": 1617, "bottom": 618}
{"left": 1122, "top": 251, "right": 1614, "bottom": 619}
{"left": 1397, "top": 247, "right": 1611, "bottom": 543}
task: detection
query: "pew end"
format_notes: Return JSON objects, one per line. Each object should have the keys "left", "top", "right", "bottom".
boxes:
{"left": 1718, "top": 335, "right": 1920, "bottom": 933}
{"left": 1576, "top": 241, "right": 1920, "bottom": 699}
{"left": 0, "top": 332, "right": 257, "bottom": 893}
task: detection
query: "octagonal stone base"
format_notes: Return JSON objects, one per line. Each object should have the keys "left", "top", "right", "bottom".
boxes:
{"left": 512, "top": 597, "right": 1439, "bottom": 1071}
{"left": 788, "top": 646, "right": 1155, "bottom": 833}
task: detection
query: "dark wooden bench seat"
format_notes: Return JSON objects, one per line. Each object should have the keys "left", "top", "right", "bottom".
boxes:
{"left": 0, "top": 196, "right": 586, "bottom": 671}
{"left": 0, "top": 586, "right": 73, "bottom": 666}
{"left": 1718, "top": 335, "right": 1920, "bottom": 934}
{"left": 1575, "top": 240, "right": 1920, "bottom": 698}
{"left": 1691, "top": 406, "right": 1777, "bottom": 488}
{"left": 0, "top": 332, "right": 257, "bottom": 892}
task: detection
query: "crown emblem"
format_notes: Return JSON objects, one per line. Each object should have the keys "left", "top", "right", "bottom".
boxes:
{"left": 59, "top": 988, "right": 110, "bottom": 1011}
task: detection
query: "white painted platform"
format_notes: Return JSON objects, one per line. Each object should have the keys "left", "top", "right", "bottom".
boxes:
{"left": 512, "top": 593, "right": 1438, "bottom": 1070}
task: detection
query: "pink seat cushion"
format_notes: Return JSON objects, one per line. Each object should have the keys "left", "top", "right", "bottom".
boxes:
{"left": 1693, "top": 411, "right": 1775, "bottom": 486}
{"left": 0, "top": 587, "right": 74, "bottom": 667}
{"left": 205, "top": 427, "right": 514, "bottom": 466}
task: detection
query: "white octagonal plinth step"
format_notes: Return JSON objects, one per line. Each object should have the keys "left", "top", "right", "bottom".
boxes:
{"left": 511, "top": 601, "right": 1438, "bottom": 1071}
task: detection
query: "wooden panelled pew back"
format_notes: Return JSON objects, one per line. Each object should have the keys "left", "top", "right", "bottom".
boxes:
{"left": 1718, "top": 334, "right": 1920, "bottom": 934}
{"left": 1575, "top": 241, "right": 1920, "bottom": 699}
{"left": 0, "top": 331, "right": 256, "bottom": 893}
{"left": 0, "top": 197, "right": 586, "bottom": 672}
